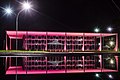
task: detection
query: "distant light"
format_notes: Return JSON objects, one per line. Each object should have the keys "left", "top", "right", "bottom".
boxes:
{"left": 108, "top": 74, "right": 113, "bottom": 79}
{"left": 95, "top": 73, "right": 99, "bottom": 77}
{"left": 94, "top": 28, "right": 100, "bottom": 33}
{"left": 110, "top": 59, "right": 114, "bottom": 64}
{"left": 4, "top": 7, "right": 13, "bottom": 15}
{"left": 99, "top": 59, "right": 101, "bottom": 62}
{"left": 35, "top": 60, "right": 38, "bottom": 62}
{"left": 80, "top": 38, "right": 83, "bottom": 41}
{"left": 98, "top": 43, "right": 100, "bottom": 46}
{"left": 109, "top": 41, "right": 114, "bottom": 46}
{"left": 107, "top": 27, "right": 113, "bottom": 32}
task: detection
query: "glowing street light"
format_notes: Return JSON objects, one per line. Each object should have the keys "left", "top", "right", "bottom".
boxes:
{"left": 4, "top": 8, "right": 13, "bottom": 15}
{"left": 107, "top": 27, "right": 113, "bottom": 32}
{"left": 1, "top": 1, "right": 36, "bottom": 80}
{"left": 94, "top": 28, "right": 100, "bottom": 33}
{"left": 22, "top": 2, "right": 31, "bottom": 10}
{"left": 95, "top": 73, "right": 103, "bottom": 80}
{"left": 15, "top": 1, "right": 33, "bottom": 50}
{"left": 1, "top": 1, "right": 35, "bottom": 50}
{"left": 108, "top": 74, "right": 113, "bottom": 79}
{"left": 0, "top": 5, "right": 13, "bottom": 16}
{"left": 95, "top": 73, "right": 100, "bottom": 77}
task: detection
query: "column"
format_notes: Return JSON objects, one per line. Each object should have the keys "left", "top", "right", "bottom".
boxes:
{"left": 45, "top": 32, "right": 48, "bottom": 51}
{"left": 115, "top": 56, "right": 118, "bottom": 71}
{"left": 45, "top": 56, "right": 48, "bottom": 74}
{"left": 99, "top": 55, "right": 102, "bottom": 72}
{"left": 99, "top": 34, "right": 102, "bottom": 51}
{"left": 82, "top": 33, "right": 85, "bottom": 51}
{"left": 64, "top": 56, "right": 67, "bottom": 73}
{"left": 10, "top": 38, "right": 11, "bottom": 50}
{"left": 82, "top": 56, "right": 85, "bottom": 72}
{"left": 64, "top": 33, "right": 66, "bottom": 51}
{"left": 6, "top": 34, "right": 8, "bottom": 50}
{"left": 114, "top": 34, "right": 118, "bottom": 51}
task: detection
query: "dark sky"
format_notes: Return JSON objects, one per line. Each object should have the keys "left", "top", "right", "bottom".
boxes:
{"left": 0, "top": 0, "right": 120, "bottom": 49}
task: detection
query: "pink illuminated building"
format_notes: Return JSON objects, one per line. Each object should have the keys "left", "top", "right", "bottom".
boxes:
{"left": 4, "top": 31, "right": 118, "bottom": 74}
{"left": 6, "top": 31, "right": 118, "bottom": 51}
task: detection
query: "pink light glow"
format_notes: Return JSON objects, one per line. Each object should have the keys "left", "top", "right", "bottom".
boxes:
{"left": 47, "top": 32, "right": 65, "bottom": 36}
{"left": 27, "top": 31, "right": 46, "bottom": 35}
{"left": 6, "top": 31, "right": 118, "bottom": 52}
{"left": 66, "top": 33, "right": 83, "bottom": 36}
{"left": 6, "top": 66, "right": 117, "bottom": 75}
{"left": 6, "top": 31, "right": 117, "bottom": 39}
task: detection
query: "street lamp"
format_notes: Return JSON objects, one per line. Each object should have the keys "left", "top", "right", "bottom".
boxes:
{"left": 107, "top": 27, "right": 113, "bottom": 32}
{"left": 94, "top": 28, "right": 100, "bottom": 33}
{"left": 95, "top": 73, "right": 114, "bottom": 80}
{"left": 0, "top": 6, "right": 13, "bottom": 16}
{"left": 22, "top": 1, "right": 32, "bottom": 10}
{"left": 1, "top": 1, "right": 35, "bottom": 80}
{"left": 15, "top": 1, "right": 33, "bottom": 50}
{"left": 95, "top": 73, "right": 100, "bottom": 77}
{"left": 4, "top": 8, "right": 13, "bottom": 15}
{"left": 1, "top": 1, "right": 33, "bottom": 50}
{"left": 95, "top": 73, "right": 103, "bottom": 80}
{"left": 108, "top": 74, "right": 113, "bottom": 79}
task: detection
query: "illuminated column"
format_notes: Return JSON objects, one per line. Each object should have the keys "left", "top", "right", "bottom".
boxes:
{"left": 45, "top": 56, "right": 48, "bottom": 74}
{"left": 45, "top": 32, "right": 48, "bottom": 51}
{"left": 114, "top": 34, "right": 118, "bottom": 51}
{"left": 64, "top": 33, "right": 66, "bottom": 51}
{"left": 115, "top": 56, "right": 118, "bottom": 71}
{"left": 99, "top": 55, "right": 102, "bottom": 72}
{"left": 26, "top": 31, "right": 28, "bottom": 50}
{"left": 99, "top": 34, "right": 102, "bottom": 51}
{"left": 82, "top": 56, "right": 85, "bottom": 72}
{"left": 82, "top": 33, "right": 85, "bottom": 51}
{"left": 10, "top": 38, "right": 11, "bottom": 50}
{"left": 64, "top": 56, "right": 67, "bottom": 73}
{"left": 72, "top": 37, "right": 74, "bottom": 52}
{"left": 6, "top": 34, "right": 8, "bottom": 50}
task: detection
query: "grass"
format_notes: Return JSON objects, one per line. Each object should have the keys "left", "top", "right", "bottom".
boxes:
{"left": 0, "top": 50, "right": 118, "bottom": 53}
{"left": 0, "top": 50, "right": 47, "bottom": 53}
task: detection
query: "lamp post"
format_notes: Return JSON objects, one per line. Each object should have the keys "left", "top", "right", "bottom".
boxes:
{"left": 15, "top": 1, "right": 32, "bottom": 50}
{"left": 1, "top": 1, "right": 34, "bottom": 80}
{"left": 1, "top": 1, "right": 33, "bottom": 50}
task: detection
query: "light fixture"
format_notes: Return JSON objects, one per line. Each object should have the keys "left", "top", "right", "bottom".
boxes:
{"left": 108, "top": 74, "right": 113, "bottom": 79}
{"left": 99, "top": 59, "right": 101, "bottom": 62}
{"left": 21, "top": 1, "right": 32, "bottom": 10}
{"left": 110, "top": 59, "right": 114, "bottom": 64}
{"left": 109, "top": 41, "right": 114, "bottom": 46}
{"left": 95, "top": 73, "right": 100, "bottom": 77}
{"left": 94, "top": 28, "right": 100, "bottom": 33}
{"left": 107, "top": 27, "right": 113, "bottom": 32}
{"left": 5, "top": 8, "right": 13, "bottom": 14}
{"left": 3, "top": 6, "right": 13, "bottom": 16}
